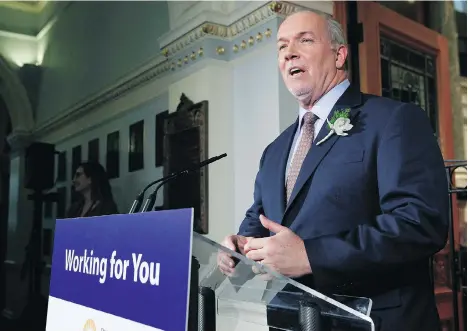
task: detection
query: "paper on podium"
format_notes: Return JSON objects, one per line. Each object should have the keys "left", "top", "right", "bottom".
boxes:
{"left": 193, "top": 232, "right": 375, "bottom": 331}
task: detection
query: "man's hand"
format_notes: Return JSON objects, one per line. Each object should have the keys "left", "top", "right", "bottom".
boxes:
{"left": 217, "top": 234, "right": 251, "bottom": 276}
{"left": 245, "top": 215, "right": 312, "bottom": 278}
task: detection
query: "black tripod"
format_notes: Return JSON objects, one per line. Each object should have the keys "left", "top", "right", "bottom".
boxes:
{"left": 16, "top": 190, "right": 57, "bottom": 331}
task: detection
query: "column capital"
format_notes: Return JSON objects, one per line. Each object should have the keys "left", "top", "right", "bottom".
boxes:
{"left": 158, "top": 1, "right": 328, "bottom": 58}
{"left": 162, "top": 1, "right": 268, "bottom": 44}
{"left": 6, "top": 129, "right": 32, "bottom": 154}
{"left": 156, "top": 1, "right": 332, "bottom": 79}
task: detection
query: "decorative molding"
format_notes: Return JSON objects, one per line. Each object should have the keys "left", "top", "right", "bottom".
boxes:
{"left": 34, "top": 25, "right": 274, "bottom": 140}
{"left": 33, "top": 55, "right": 171, "bottom": 139}
{"left": 159, "top": 1, "right": 269, "bottom": 51}
{"left": 32, "top": 1, "right": 333, "bottom": 140}
{"left": 35, "top": 58, "right": 223, "bottom": 144}
{"left": 159, "top": 1, "right": 308, "bottom": 59}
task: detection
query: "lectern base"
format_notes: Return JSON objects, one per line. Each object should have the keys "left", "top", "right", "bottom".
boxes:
{"left": 189, "top": 232, "right": 373, "bottom": 331}
{"left": 266, "top": 302, "right": 330, "bottom": 331}
{"left": 198, "top": 287, "right": 215, "bottom": 331}
{"left": 299, "top": 300, "right": 322, "bottom": 331}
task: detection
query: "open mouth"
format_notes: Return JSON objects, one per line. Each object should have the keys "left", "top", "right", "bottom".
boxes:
{"left": 289, "top": 67, "right": 305, "bottom": 77}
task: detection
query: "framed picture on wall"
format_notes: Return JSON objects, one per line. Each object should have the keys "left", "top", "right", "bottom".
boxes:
{"left": 129, "top": 120, "right": 144, "bottom": 172}
{"left": 155, "top": 110, "right": 168, "bottom": 167}
{"left": 106, "top": 131, "right": 120, "bottom": 179}
{"left": 163, "top": 99, "right": 209, "bottom": 234}
{"left": 88, "top": 138, "right": 99, "bottom": 163}
{"left": 57, "top": 151, "right": 66, "bottom": 182}
{"left": 72, "top": 145, "right": 82, "bottom": 177}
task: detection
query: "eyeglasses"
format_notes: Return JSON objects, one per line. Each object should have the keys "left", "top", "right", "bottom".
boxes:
{"left": 74, "top": 171, "right": 84, "bottom": 179}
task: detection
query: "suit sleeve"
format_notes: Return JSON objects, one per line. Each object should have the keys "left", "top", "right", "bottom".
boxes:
{"left": 237, "top": 146, "right": 270, "bottom": 238}
{"left": 304, "top": 103, "right": 449, "bottom": 286}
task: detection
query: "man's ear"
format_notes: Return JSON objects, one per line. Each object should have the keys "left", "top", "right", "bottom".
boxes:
{"left": 335, "top": 44, "right": 348, "bottom": 70}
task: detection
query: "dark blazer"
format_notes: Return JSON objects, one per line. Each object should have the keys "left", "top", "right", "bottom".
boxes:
{"left": 238, "top": 85, "right": 448, "bottom": 331}
{"left": 66, "top": 199, "right": 118, "bottom": 219}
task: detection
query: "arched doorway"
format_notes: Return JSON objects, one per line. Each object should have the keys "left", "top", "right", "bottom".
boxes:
{"left": 0, "top": 55, "right": 34, "bottom": 135}
{"left": 0, "top": 54, "right": 35, "bottom": 321}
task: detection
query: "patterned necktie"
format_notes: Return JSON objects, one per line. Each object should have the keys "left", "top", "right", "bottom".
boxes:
{"left": 286, "top": 112, "right": 318, "bottom": 203}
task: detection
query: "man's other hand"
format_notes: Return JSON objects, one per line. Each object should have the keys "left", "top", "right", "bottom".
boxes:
{"left": 245, "top": 215, "right": 312, "bottom": 278}
{"left": 217, "top": 234, "right": 251, "bottom": 276}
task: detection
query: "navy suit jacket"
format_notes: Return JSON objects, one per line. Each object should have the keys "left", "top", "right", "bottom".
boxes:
{"left": 238, "top": 85, "right": 448, "bottom": 331}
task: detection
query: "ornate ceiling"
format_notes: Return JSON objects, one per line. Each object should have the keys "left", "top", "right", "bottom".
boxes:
{"left": 0, "top": 1, "right": 48, "bottom": 13}
{"left": 0, "top": 1, "right": 62, "bottom": 66}
{"left": 0, "top": 1, "right": 56, "bottom": 37}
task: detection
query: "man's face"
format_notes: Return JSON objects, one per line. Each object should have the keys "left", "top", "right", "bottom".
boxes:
{"left": 277, "top": 12, "right": 344, "bottom": 104}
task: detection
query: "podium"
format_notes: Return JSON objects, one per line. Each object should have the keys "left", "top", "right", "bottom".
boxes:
{"left": 190, "top": 232, "right": 375, "bottom": 331}
{"left": 45, "top": 209, "right": 374, "bottom": 331}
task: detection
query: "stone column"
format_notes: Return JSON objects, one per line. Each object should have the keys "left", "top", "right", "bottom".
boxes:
{"left": 2, "top": 129, "right": 33, "bottom": 319}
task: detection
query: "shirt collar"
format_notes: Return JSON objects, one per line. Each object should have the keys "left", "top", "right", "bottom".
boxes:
{"left": 298, "top": 79, "right": 350, "bottom": 125}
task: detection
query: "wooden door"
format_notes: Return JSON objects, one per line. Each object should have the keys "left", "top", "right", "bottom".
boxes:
{"left": 334, "top": 2, "right": 462, "bottom": 330}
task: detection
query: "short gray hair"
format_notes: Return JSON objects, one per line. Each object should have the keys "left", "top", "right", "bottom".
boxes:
{"left": 324, "top": 15, "right": 348, "bottom": 70}
{"left": 286, "top": 10, "right": 348, "bottom": 69}
{"left": 288, "top": 9, "right": 347, "bottom": 47}
{"left": 325, "top": 16, "right": 347, "bottom": 49}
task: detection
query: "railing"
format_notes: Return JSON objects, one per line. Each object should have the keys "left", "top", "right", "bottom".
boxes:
{"left": 444, "top": 160, "right": 466, "bottom": 331}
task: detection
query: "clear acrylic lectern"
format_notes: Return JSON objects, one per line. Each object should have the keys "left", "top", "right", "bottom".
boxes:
{"left": 188, "top": 233, "right": 375, "bottom": 331}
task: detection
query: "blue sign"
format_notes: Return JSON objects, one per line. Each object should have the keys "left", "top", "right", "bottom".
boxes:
{"left": 46, "top": 209, "right": 194, "bottom": 331}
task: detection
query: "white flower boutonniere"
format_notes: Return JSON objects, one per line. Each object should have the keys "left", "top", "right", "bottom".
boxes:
{"left": 316, "top": 108, "right": 353, "bottom": 146}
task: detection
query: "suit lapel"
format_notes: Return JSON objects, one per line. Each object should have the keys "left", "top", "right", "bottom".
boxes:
{"left": 283, "top": 85, "right": 363, "bottom": 216}
{"left": 270, "top": 120, "right": 298, "bottom": 218}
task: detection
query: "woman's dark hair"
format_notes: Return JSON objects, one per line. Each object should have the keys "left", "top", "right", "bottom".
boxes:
{"left": 77, "top": 161, "right": 115, "bottom": 204}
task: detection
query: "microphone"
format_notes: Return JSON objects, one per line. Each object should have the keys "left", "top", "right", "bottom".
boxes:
{"left": 128, "top": 153, "right": 227, "bottom": 213}
{"left": 140, "top": 153, "right": 227, "bottom": 212}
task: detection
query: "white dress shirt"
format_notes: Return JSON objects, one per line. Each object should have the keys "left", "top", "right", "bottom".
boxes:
{"left": 285, "top": 79, "right": 350, "bottom": 179}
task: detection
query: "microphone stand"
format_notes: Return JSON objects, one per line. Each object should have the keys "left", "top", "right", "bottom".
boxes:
{"left": 128, "top": 153, "right": 227, "bottom": 213}
{"left": 141, "top": 175, "right": 184, "bottom": 212}
{"left": 128, "top": 167, "right": 196, "bottom": 213}
{"left": 129, "top": 153, "right": 227, "bottom": 330}
{"left": 140, "top": 170, "right": 213, "bottom": 331}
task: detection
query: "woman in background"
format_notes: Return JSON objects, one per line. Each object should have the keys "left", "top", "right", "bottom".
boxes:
{"left": 66, "top": 161, "right": 118, "bottom": 218}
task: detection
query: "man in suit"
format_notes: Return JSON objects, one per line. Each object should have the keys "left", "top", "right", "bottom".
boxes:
{"left": 218, "top": 10, "right": 448, "bottom": 331}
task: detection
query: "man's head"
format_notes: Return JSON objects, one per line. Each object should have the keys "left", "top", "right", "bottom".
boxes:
{"left": 277, "top": 11, "right": 348, "bottom": 109}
